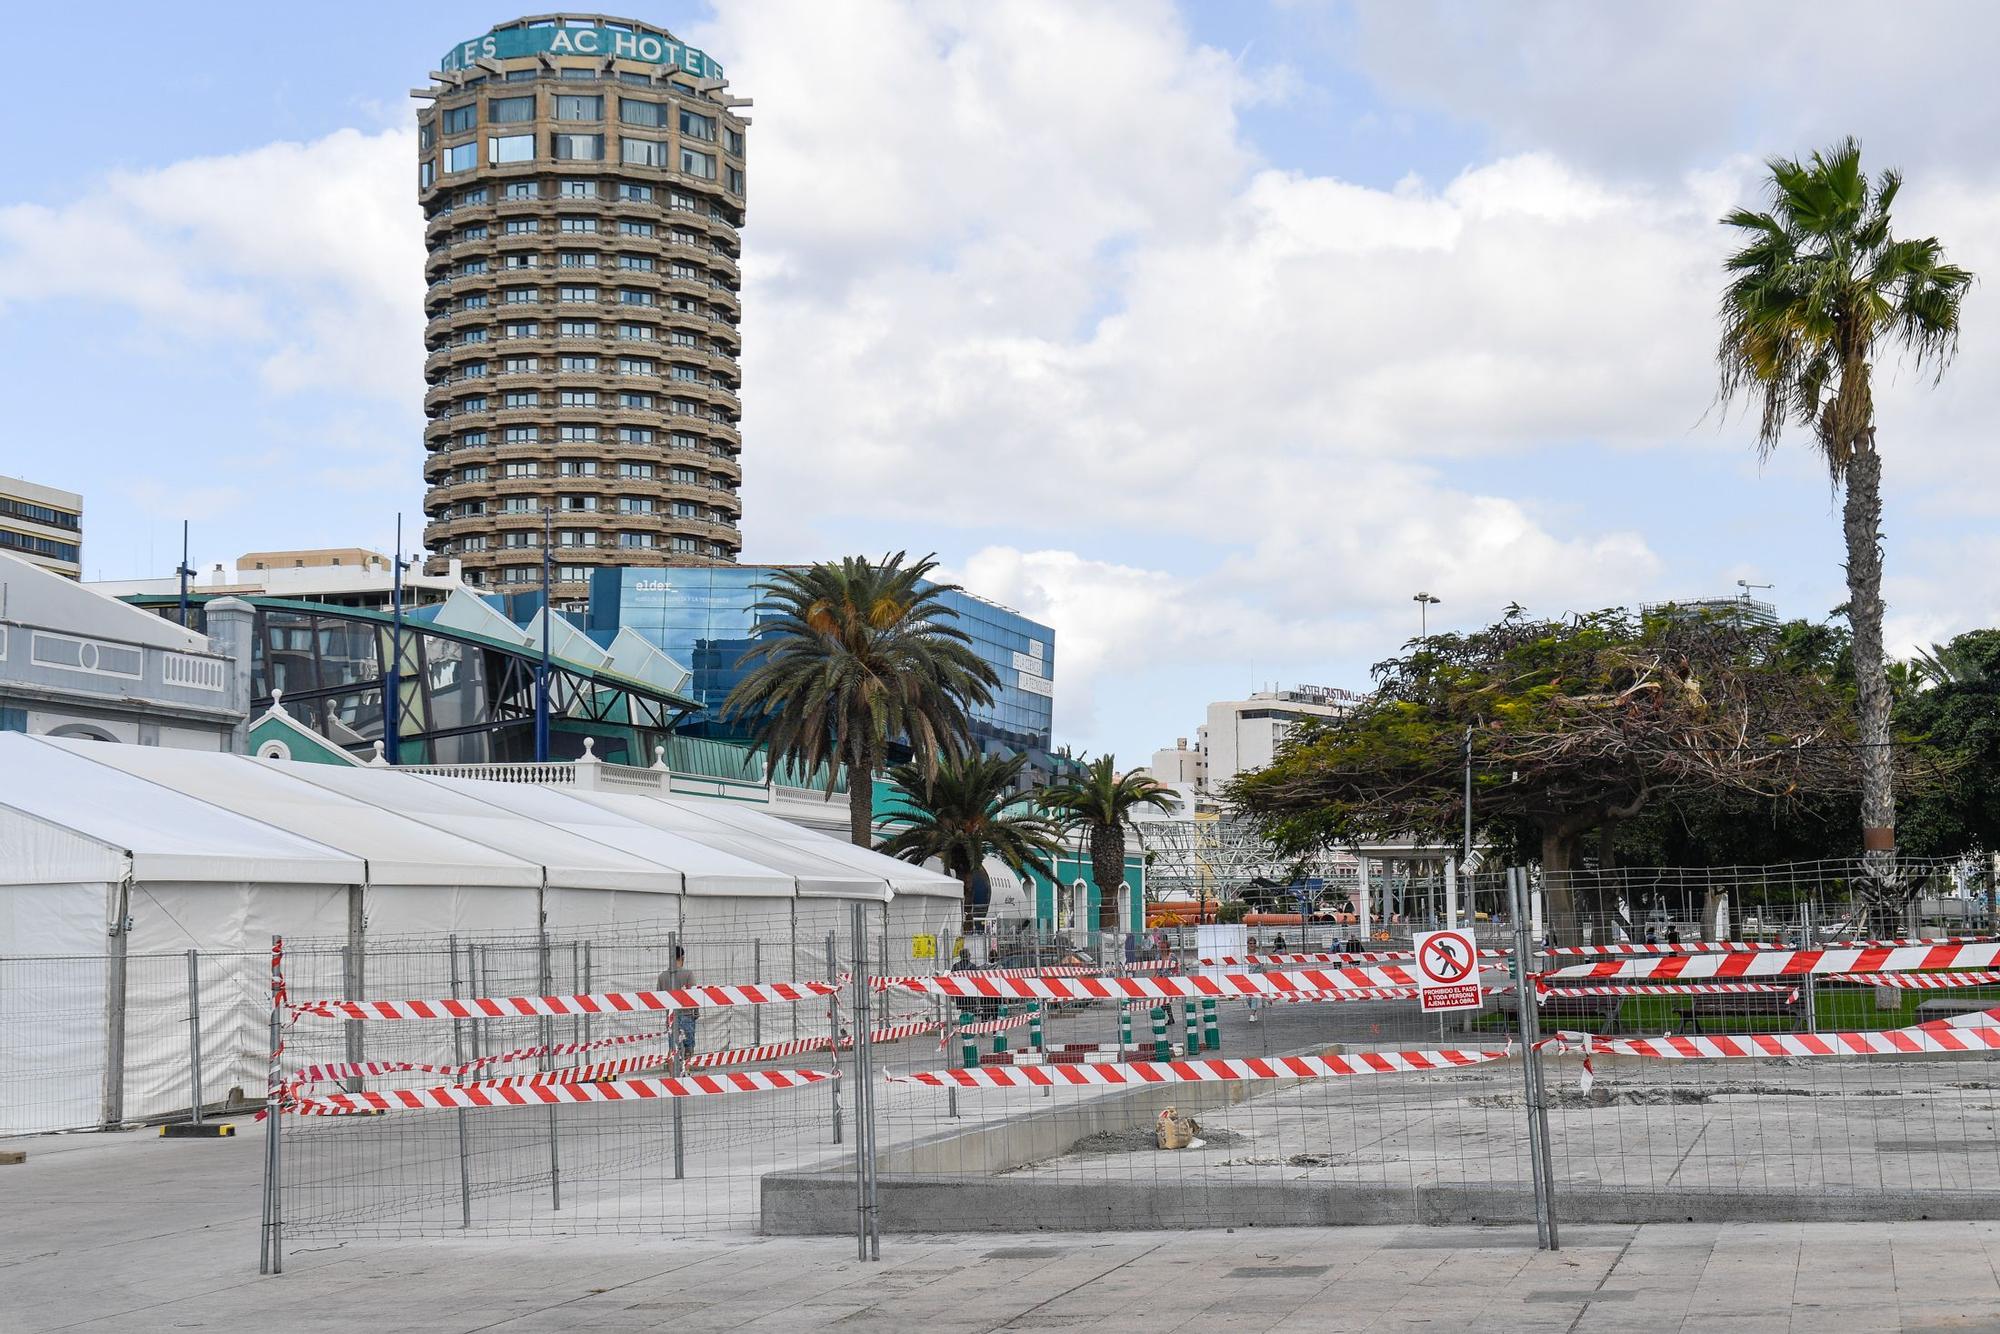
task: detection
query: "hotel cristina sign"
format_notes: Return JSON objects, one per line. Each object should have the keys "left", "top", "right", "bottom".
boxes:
{"left": 441, "top": 25, "right": 723, "bottom": 79}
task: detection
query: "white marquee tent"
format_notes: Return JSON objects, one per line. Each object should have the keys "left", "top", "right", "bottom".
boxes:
{"left": 0, "top": 735, "right": 958, "bottom": 1134}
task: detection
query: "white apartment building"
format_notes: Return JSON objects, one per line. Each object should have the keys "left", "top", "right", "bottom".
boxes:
{"left": 1150, "top": 684, "right": 1362, "bottom": 795}
{"left": 0, "top": 475, "right": 82, "bottom": 579}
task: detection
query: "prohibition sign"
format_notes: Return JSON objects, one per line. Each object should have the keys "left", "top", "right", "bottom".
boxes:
{"left": 1412, "top": 928, "right": 1482, "bottom": 1012}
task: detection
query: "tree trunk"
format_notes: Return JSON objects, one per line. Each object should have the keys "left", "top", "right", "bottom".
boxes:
{"left": 847, "top": 736, "right": 877, "bottom": 849}
{"left": 959, "top": 863, "right": 980, "bottom": 936}
{"left": 1539, "top": 826, "right": 1580, "bottom": 945}
{"left": 1844, "top": 438, "right": 1899, "bottom": 928}
{"left": 1093, "top": 822, "right": 1127, "bottom": 934}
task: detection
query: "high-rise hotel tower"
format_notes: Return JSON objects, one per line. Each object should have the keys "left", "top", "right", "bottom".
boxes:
{"left": 416, "top": 16, "right": 747, "bottom": 605}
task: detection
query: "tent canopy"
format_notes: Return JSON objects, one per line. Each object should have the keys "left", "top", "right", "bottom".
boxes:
{"left": 0, "top": 735, "right": 361, "bottom": 885}
{"left": 674, "top": 798, "right": 962, "bottom": 899}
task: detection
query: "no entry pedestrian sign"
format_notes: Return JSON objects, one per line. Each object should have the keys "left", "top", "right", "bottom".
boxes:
{"left": 1412, "top": 928, "right": 1483, "bottom": 1012}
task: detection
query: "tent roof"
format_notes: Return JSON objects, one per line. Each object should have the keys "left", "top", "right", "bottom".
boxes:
{"left": 47, "top": 740, "right": 543, "bottom": 888}
{"left": 667, "top": 798, "right": 963, "bottom": 900}
{"left": 0, "top": 551, "right": 207, "bottom": 654}
{"left": 0, "top": 735, "right": 362, "bottom": 884}
{"left": 276, "top": 763, "right": 680, "bottom": 893}
{"left": 414, "top": 777, "right": 792, "bottom": 898}
{"left": 571, "top": 792, "right": 891, "bottom": 901}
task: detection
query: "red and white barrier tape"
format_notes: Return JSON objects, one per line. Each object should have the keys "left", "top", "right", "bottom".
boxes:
{"left": 1546, "top": 1023, "right": 2000, "bottom": 1061}
{"left": 1820, "top": 971, "right": 2000, "bottom": 989}
{"left": 1537, "top": 982, "right": 1796, "bottom": 998}
{"left": 290, "top": 979, "right": 842, "bottom": 1022}
{"left": 894, "top": 966, "right": 1420, "bottom": 1002}
{"left": 890, "top": 1048, "right": 1512, "bottom": 1089}
{"left": 288, "top": 1068, "right": 832, "bottom": 1116}
{"left": 1544, "top": 943, "right": 2000, "bottom": 982}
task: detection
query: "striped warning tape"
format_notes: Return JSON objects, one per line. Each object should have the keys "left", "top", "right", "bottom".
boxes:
{"left": 889, "top": 1049, "right": 1512, "bottom": 1089}
{"left": 289, "top": 979, "right": 843, "bottom": 1022}
{"left": 288, "top": 1068, "right": 833, "bottom": 1116}
{"left": 1537, "top": 982, "right": 1797, "bottom": 998}
{"left": 893, "top": 966, "right": 1420, "bottom": 1002}
{"left": 1202, "top": 937, "right": 1996, "bottom": 969}
{"left": 1820, "top": 971, "right": 2000, "bottom": 989}
{"left": 1546, "top": 1023, "right": 2000, "bottom": 1061}
{"left": 1543, "top": 942, "right": 2000, "bottom": 982}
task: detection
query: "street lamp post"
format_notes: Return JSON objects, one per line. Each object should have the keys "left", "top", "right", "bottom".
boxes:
{"left": 1413, "top": 591, "right": 1441, "bottom": 639}
{"left": 534, "top": 507, "right": 552, "bottom": 763}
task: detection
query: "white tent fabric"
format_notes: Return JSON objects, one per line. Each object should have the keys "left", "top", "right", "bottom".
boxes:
{"left": 603, "top": 625, "right": 692, "bottom": 696}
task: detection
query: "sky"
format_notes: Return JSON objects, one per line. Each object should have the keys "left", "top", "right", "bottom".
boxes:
{"left": 6, "top": 1, "right": 2000, "bottom": 764}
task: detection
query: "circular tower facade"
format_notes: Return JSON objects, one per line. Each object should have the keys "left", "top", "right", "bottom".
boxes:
{"left": 417, "top": 15, "right": 746, "bottom": 606}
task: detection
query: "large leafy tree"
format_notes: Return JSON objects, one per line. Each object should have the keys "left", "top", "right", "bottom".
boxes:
{"left": 723, "top": 553, "right": 999, "bottom": 846}
{"left": 1896, "top": 630, "right": 2000, "bottom": 860}
{"left": 1716, "top": 136, "right": 1973, "bottom": 906}
{"left": 1039, "top": 755, "right": 1176, "bottom": 933}
{"left": 877, "top": 752, "right": 1065, "bottom": 931}
{"left": 1227, "top": 608, "right": 1863, "bottom": 940}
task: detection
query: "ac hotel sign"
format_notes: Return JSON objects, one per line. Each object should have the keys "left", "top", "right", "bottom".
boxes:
{"left": 440, "top": 25, "right": 723, "bottom": 79}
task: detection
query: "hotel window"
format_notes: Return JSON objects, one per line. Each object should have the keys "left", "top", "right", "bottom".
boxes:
{"left": 500, "top": 497, "right": 536, "bottom": 514}
{"left": 618, "top": 254, "right": 655, "bottom": 271}
{"left": 619, "top": 426, "right": 655, "bottom": 442}
{"left": 725, "top": 166, "right": 744, "bottom": 194}
{"left": 503, "top": 390, "right": 539, "bottom": 407}
{"left": 501, "top": 253, "right": 537, "bottom": 268}
{"left": 558, "top": 284, "right": 599, "bottom": 302}
{"left": 503, "top": 462, "right": 538, "bottom": 478}
{"left": 558, "top": 565, "right": 592, "bottom": 582}
{"left": 558, "top": 216, "right": 598, "bottom": 233}
{"left": 558, "top": 424, "right": 600, "bottom": 441}
{"left": 458, "top": 258, "right": 488, "bottom": 275}
{"left": 459, "top": 465, "right": 488, "bottom": 482}
{"left": 501, "top": 356, "right": 539, "bottom": 373}
{"left": 619, "top": 391, "right": 653, "bottom": 409}
{"left": 618, "top": 289, "right": 654, "bottom": 306}
{"left": 724, "top": 127, "right": 744, "bottom": 155}
{"left": 419, "top": 160, "right": 435, "bottom": 189}
{"left": 621, "top": 137, "right": 668, "bottom": 168}
{"left": 501, "top": 532, "right": 537, "bottom": 548}
{"left": 619, "top": 356, "right": 656, "bottom": 375}
{"left": 504, "top": 68, "right": 538, "bottom": 83}
{"left": 458, "top": 536, "right": 488, "bottom": 552}
{"left": 559, "top": 389, "right": 599, "bottom": 406}
{"left": 503, "top": 287, "right": 538, "bottom": 303}
{"left": 556, "top": 531, "right": 598, "bottom": 547}
{"left": 459, "top": 293, "right": 489, "bottom": 310}
{"left": 617, "top": 183, "right": 654, "bottom": 202}
{"left": 504, "top": 426, "right": 538, "bottom": 442}
{"left": 502, "top": 321, "right": 538, "bottom": 339}
{"left": 488, "top": 133, "right": 534, "bottom": 165}
{"left": 619, "top": 462, "right": 655, "bottom": 479}
{"left": 555, "top": 94, "right": 602, "bottom": 121}
{"left": 559, "top": 495, "right": 598, "bottom": 512}
{"left": 443, "top": 104, "right": 477, "bottom": 135}
{"left": 559, "top": 460, "right": 598, "bottom": 476}
{"left": 620, "top": 98, "right": 666, "bottom": 127}
{"left": 502, "top": 218, "right": 539, "bottom": 234}
{"left": 458, "top": 327, "right": 488, "bottom": 345}
{"left": 420, "top": 123, "right": 436, "bottom": 151}
{"left": 670, "top": 363, "right": 699, "bottom": 381}
{"left": 620, "top": 220, "right": 655, "bottom": 237}
{"left": 457, "top": 430, "right": 488, "bottom": 447}
{"left": 618, "top": 323, "right": 654, "bottom": 341}
{"left": 552, "top": 132, "right": 603, "bottom": 161}
{"left": 619, "top": 497, "right": 655, "bottom": 514}
{"left": 669, "top": 190, "right": 697, "bottom": 212}
{"left": 489, "top": 95, "right": 535, "bottom": 124}
{"left": 459, "top": 361, "right": 488, "bottom": 379}
{"left": 669, "top": 329, "right": 697, "bottom": 347}
{"left": 679, "top": 109, "right": 716, "bottom": 141}
{"left": 621, "top": 533, "right": 658, "bottom": 549}
{"left": 559, "top": 354, "right": 599, "bottom": 370}
{"left": 559, "top": 67, "right": 597, "bottom": 81}
{"left": 672, "top": 536, "right": 698, "bottom": 554}
{"left": 679, "top": 148, "right": 716, "bottom": 179}
{"left": 503, "top": 180, "right": 537, "bottom": 199}
{"left": 672, "top": 501, "right": 698, "bottom": 518}
{"left": 670, "top": 262, "right": 699, "bottom": 280}
{"left": 670, "top": 398, "right": 699, "bottom": 415}
{"left": 558, "top": 251, "right": 599, "bottom": 267}
{"left": 556, "top": 319, "right": 597, "bottom": 337}
{"left": 669, "top": 466, "right": 699, "bottom": 484}
{"left": 459, "top": 395, "right": 488, "bottom": 413}
{"left": 670, "top": 431, "right": 700, "bottom": 450}
{"left": 560, "top": 179, "right": 596, "bottom": 198}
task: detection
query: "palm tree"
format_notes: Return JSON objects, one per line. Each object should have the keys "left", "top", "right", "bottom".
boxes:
{"left": 877, "top": 752, "right": 1065, "bottom": 932}
{"left": 1039, "top": 754, "right": 1176, "bottom": 933}
{"left": 1716, "top": 137, "right": 1973, "bottom": 908}
{"left": 723, "top": 553, "right": 1000, "bottom": 846}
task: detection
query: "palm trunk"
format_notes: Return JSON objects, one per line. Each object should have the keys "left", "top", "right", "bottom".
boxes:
{"left": 959, "top": 863, "right": 980, "bottom": 936}
{"left": 847, "top": 736, "right": 877, "bottom": 849}
{"left": 1844, "top": 438, "right": 1899, "bottom": 926}
{"left": 1093, "top": 823, "right": 1127, "bottom": 934}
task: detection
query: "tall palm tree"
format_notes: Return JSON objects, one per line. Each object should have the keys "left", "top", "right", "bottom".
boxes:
{"left": 1039, "top": 754, "right": 1176, "bottom": 933}
{"left": 723, "top": 553, "right": 1000, "bottom": 846}
{"left": 1717, "top": 137, "right": 1973, "bottom": 908}
{"left": 877, "top": 752, "right": 1064, "bottom": 932}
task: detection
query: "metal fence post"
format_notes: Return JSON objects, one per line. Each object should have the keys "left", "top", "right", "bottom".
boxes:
{"left": 826, "top": 930, "right": 843, "bottom": 1146}
{"left": 541, "top": 931, "right": 562, "bottom": 1209}
{"left": 259, "top": 935, "right": 283, "bottom": 1275}
{"left": 752, "top": 939, "right": 763, "bottom": 1046}
{"left": 185, "top": 949, "right": 205, "bottom": 1125}
{"left": 670, "top": 929, "right": 684, "bottom": 1182}
{"left": 850, "top": 904, "right": 882, "bottom": 1259}
{"left": 1802, "top": 902, "right": 1819, "bottom": 1034}
{"left": 448, "top": 934, "right": 472, "bottom": 1230}
{"left": 102, "top": 878, "right": 131, "bottom": 1129}
{"left": 1508, "top": 868, "right": 1555, "bottom": 1250}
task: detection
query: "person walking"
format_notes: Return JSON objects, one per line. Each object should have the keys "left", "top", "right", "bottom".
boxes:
{"left": 657, "top": 945, "right": 697, "bottom": 1067}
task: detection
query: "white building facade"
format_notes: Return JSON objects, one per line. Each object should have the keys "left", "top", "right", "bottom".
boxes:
{"left": 1150, "top": 684, "right": 1362, "bottom": 796}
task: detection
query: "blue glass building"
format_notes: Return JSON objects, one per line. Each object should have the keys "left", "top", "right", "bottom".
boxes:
{"left": 586, "top": 565, "right": 1055, "bottom": 755}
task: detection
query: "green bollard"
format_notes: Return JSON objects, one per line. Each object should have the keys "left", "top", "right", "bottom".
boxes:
{"left": 1151, "top": 1005, "right": 1169, "bottom": 1061}
{"left": 960, "top": 1009, "right": 977, "bottom": 1068}
{"left": 1202, "top": 998, "right": 1220, "bottom": 1051}
{"left": 1119, "top": 1002, "right": 1133, "bottom": 1053}
{"left": 994, "top": 1002, "right": 1010, "bottom": 1055}
{"left": 1029, "top": 1000, "right": 1044, "bottom": 1052}
{"left": 1184, "top": 999, "right": 1200, "bottom": 1055}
